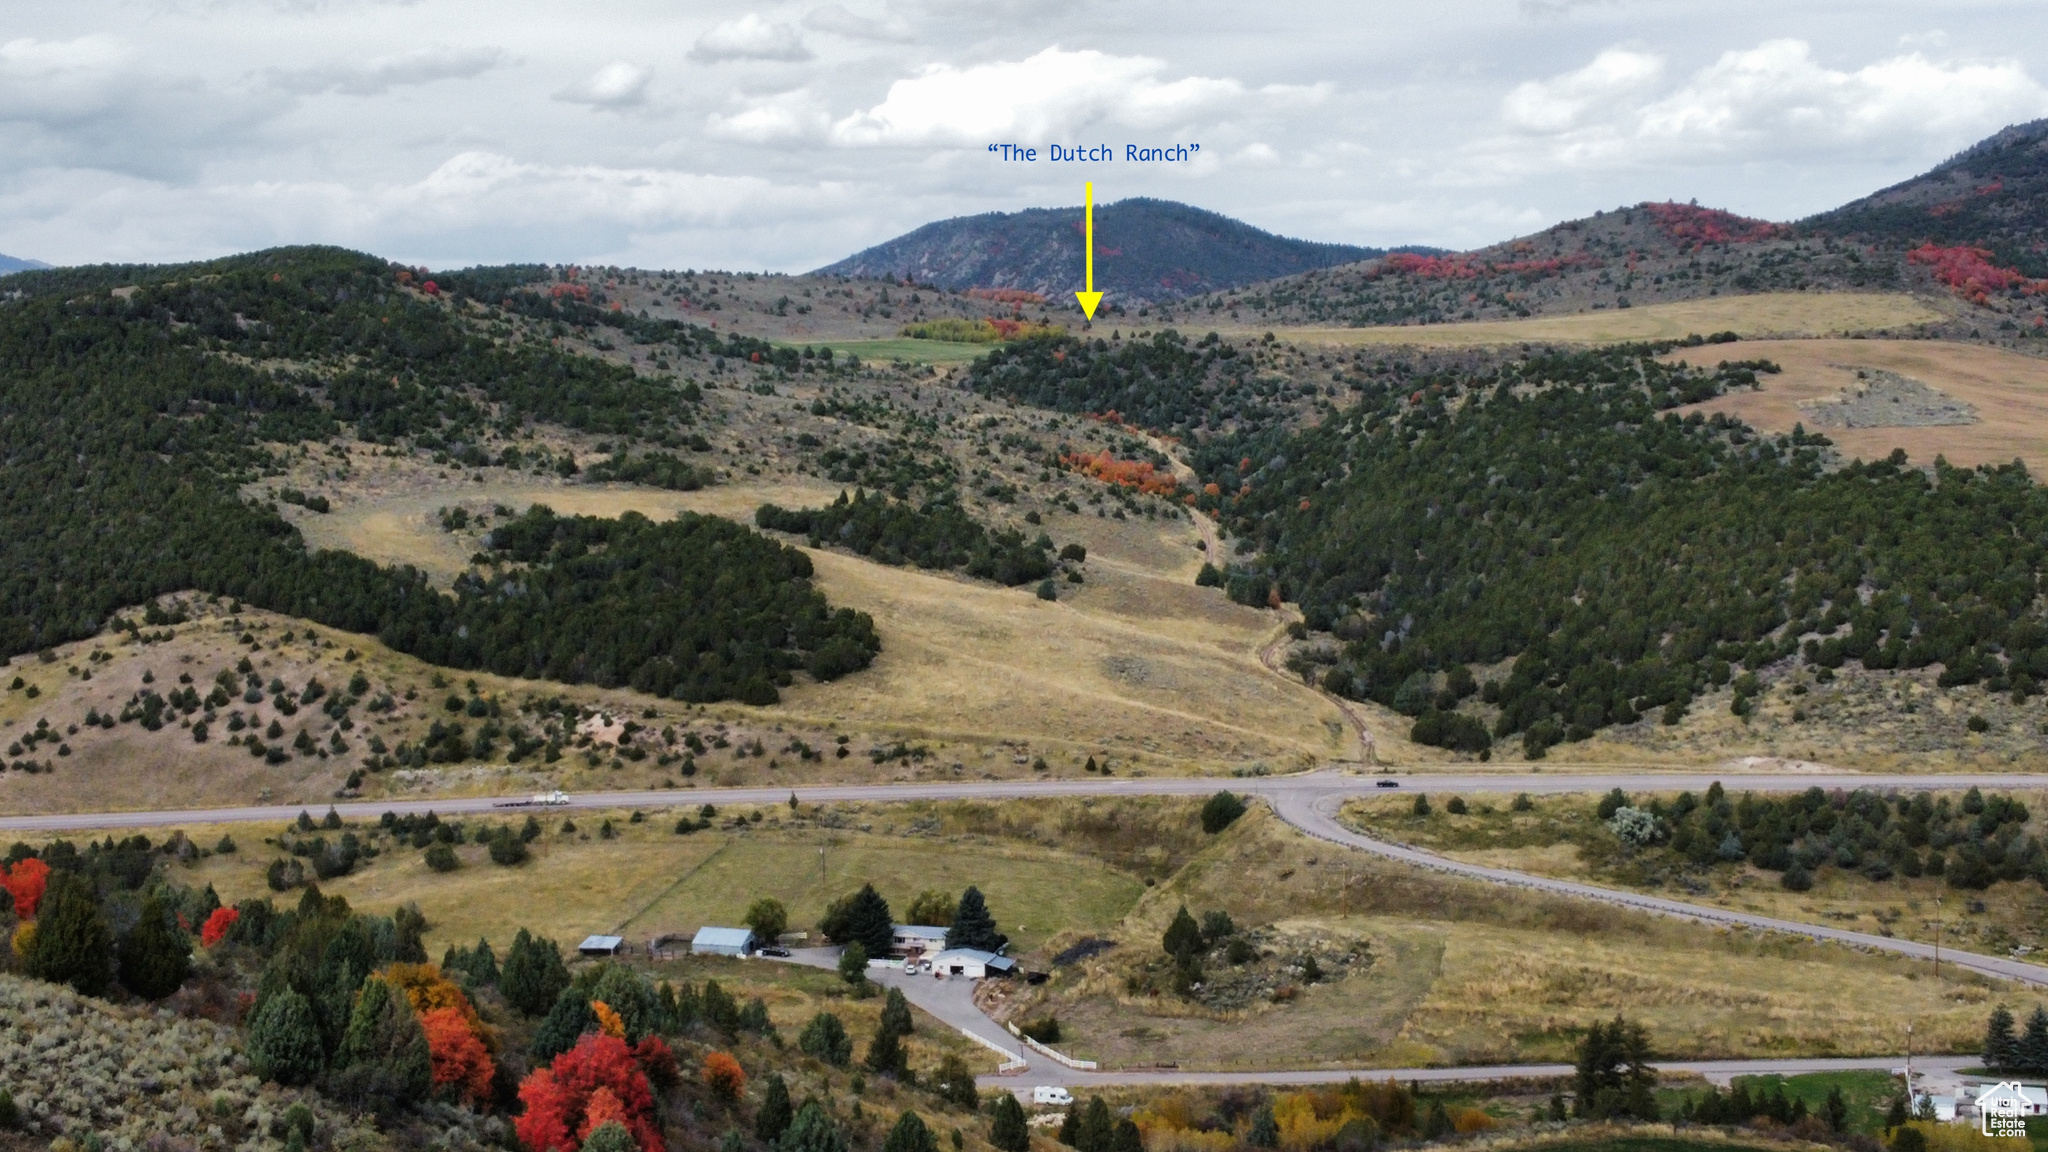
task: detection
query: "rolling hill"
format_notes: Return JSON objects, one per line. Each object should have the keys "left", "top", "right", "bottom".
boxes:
{"left": 0, "top": 252, "right": 49, "bottom": 274}
{"left": 814, "top": 197, "right": 1413, "bottom": 307}
{"left": 1808, "top": 116, "right": 2048, "bottom": 276}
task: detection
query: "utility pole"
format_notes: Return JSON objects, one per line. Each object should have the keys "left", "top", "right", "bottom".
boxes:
{"left": 1934, "top": 897, "right": 1943, "bottom": 983}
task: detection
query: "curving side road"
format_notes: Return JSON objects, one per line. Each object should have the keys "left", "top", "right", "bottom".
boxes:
{"left": 1270, "top": 788, "right": 2048, "bottom": 988}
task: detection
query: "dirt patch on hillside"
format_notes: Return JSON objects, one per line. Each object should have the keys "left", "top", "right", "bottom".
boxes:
{"left": 1664, "top": 338, "right": 2048, "bottom": 472}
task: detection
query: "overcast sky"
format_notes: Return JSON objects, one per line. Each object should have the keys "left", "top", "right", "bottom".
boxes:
{"left": 4, "top": 0, "right": 2046, "bottom": 272}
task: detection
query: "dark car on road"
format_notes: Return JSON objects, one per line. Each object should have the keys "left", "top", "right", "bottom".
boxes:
{"left": 1375, "top": 779, "right": 1400, "bottom": 788}
{"left": 757, "top": 946, "right": 791, "bottom": 958}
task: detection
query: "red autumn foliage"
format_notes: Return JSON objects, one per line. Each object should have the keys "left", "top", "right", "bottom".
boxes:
{"left": 701, "top": 1051, "right": 746, "bottom": 1103}
{"left": 965, "top": 288, "right": 1046, "bottom": 304}
{"left": 634, "top": 1036, "right": 680, "bottom": 1088}
{"left": 1642, "top": 202, "right": 1785, "bottom": 248}
{"left": 200, "top": 907, "right": 239, "bottom": 948}
{"left": 1061, "top": 451, "right": 1177, "bottom": 496}
{"left": 2, "top": 858, "right": 50, "bottom": 919}
{"left": 1908, "top": 244, "right": 2048, "bottom": 305}
{"left": 421, "top": 1006, "right": 496, "bottom": 1103}
{"left": 549, "top": 283, "right": 591, "bottom": 301}
{"left": 421, "top": 280, "right": 439, "bottom": 296}
{"left": 516, "top": 1034, "right": 662, "bottom": 1152}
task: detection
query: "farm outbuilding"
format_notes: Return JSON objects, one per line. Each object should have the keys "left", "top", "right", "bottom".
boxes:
{"left": 578, "top": 935, "right": 625, "bottom": 957}
{"left": 692, "top": 926, "right": 757, "bottom": 957}
{"left": 926, "top": 949, "right": 1016, "bottom": 979}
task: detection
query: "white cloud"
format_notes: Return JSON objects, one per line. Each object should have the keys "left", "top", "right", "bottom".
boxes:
{"left": 689, "top": 15, "right": 812, "bottom": 63}
{"left": 555, "top": 61, "right": 652, "bottom": 108}
{"left": 1478, "top": 39, "right": 2048, "bottom": 173}
{"left": 707, "top": 89, "right": 833, "bottom": 143}
{"left": 264, "top": 45, "right": 506, "bottom": 96}
{"left": 828, "top": 46, "right": 1324, "bottom": 146}
{"left": 1501, "top": 48, "right": 1662, "bottom": 133}
{"left": 803, "top": 4, "right": 912, "bottom": 42}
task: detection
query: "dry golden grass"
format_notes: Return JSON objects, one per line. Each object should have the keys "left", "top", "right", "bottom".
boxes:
{"left": 290, "top": 467, "right": 1350, "bottom": 771}
{"left": 1342, "top": 790, "right": 2048, "bottom": 956}
{"left": 997, "top": 806, "right": 2046, "bottom": 1070}
{"left": 1662, "top": 338, "right": 2048, "bottom": 473}
{"left": 1242, "top": 293, "right": 1946, "bottom": 349}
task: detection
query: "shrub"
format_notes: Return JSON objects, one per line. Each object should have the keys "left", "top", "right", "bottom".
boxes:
{"left": 425, "top": 843, "right": 459, "bottom": 872}
{"left": 884, "top": 1109, "right": 939, "bottom": 1152}
{"left": 1445, "top": 797, "right": 1468, "bottom": 815}
{"left": 1605, "top": 806, "right": 1664, "bottom": 846}
{"left": 517, "top": 1032, "right": 661, "bottom": 1152}
{"left": 703, "top": 1050, "right": 747, "bottom": 1103}
{"left": 1782, "top": 864, "right": 1814, "bottom": 891}
{"left": 1200, "top": 791, "right": 1247, "bottom": 833}
{"left": 488, "top": 828, "right": 529, "bottom": 866}
{"left": 838, "top": 941, "right": 870, "bottom": 986}
{"left": 0, "top": 857, "right": 49, "bottom": 918}
{"left": 0, "top": 1087, "right": 16, "bottom": 1131}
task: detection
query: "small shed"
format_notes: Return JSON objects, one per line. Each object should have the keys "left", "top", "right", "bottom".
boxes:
{"left": 927, "top": 949, "right": 1016, "bottom": 979}
{"left": 578, "top": 935, "right": 625, "bottom": 957}
{"left": 692, "top": 926, "right": 757, "bottom": 957}
{"left": 890, "top": 924, "right": 950, "bottom": 958}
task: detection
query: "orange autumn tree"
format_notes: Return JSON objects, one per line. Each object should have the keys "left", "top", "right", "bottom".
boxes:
{"left": 421, "top": 1006, "right": 495, "bottom": 1102}
{"left": 1061, "top": 450, "right": 1178, "bottom": 496}
{"left": 701, "top": 1051, "right": 745, "bottom": 1104}
{"left": 592, "top": 1000, "right": 627, "bottom": 1039}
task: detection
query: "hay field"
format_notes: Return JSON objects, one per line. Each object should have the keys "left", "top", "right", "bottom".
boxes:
{"left": 1244, "top": 293, "right": 1944, "bottom": 349}
{"left": 173, "top": 807, "right": 1145, "bottom": 960}
{"left": 294, "top": 471, "right": 1350, "bottom": 770}
{"left": 997, "top": 807, "right": 2044, "bottom": 1070}
{"left": 1662, "top": 339, "right": 2048, "bottom": 473}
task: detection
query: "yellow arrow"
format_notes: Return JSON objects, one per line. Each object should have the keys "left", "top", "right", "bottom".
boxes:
{"left": 1075, "top": 181, "right": 1103, "bottom": 320}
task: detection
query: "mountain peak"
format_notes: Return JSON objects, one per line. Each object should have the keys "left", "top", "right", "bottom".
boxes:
{"left": 813, "top": 198, "right": 1393, "bottom": 305}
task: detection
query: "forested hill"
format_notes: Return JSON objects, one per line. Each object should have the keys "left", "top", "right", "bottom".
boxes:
{"left": 1806, "top": 117, "right": 2048, "bottom": 277}
{"left": 0, "top": 246, "right": 877, "bottom": 703}
{"left": 972, "top": 331, "right": 2048, "bottom": 758}
{"left": 815, "top": 198, "right": 1395, "bottom": 305}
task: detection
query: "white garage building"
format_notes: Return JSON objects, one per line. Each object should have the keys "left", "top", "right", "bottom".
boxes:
{"left": 926, "top": 949, "right": 1016, "bottom": 979}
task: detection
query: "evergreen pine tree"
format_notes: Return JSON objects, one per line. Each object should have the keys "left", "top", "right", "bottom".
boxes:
{"left": 118, "top": 892, "right": 193, "bottom": 1000}
{"left": 801, "top": 1011, "right": 855, "bottom": 1066}
{"left": 945, "top": 887, "right": 1001, "bottom": 952}
{"left": 757, "top": 1073, "right": 794, "bottom": 1144}
{"left": 1112, "top": 1119, "right": 1143, "bottom": 1152}
{"left": 247, "top": 989, "right": 326, "bottom": 1086}
{"left": 1058, "top": 1106, "right": 1081, "bottom": 1147}
{"left": 1161, "top": 906, "right": 1203, "bottom": 961}
{"left": 1824, "top": 1087, "right": 1850, "bottom": 1133}
{"left": 847, "top": 884, "right": 895, "bottom": 958}
{"left": 24, "top": 872, "right": 114, "bottom": 996}
{"left": 1247, "top": 1105, "right": 1279, "bottom": 1149}
{"left": 990, "top": 1093, "right": 1031, "bottom": 1152}
{"left": 329, "top": 975, "right": 431, "bottom": 1110}
{"left": 931, "top": 1054, "right": 979, "bottom": 1110}
{"left": 464, "top": 937, "right": 499, "bottom": 985}
{"left": 501, "top": 928, "right": 571, "bottom": 1016}
{"left": 2021, "top": 1006, "right": 2048, "bottom": 1074}
{"left": 1078, "top": 1097, "right": 1115, "bottom": 1152}
{"left": 865, "top": 1016, "right": 907, "bottom": 1077}
{"left": 884, "top": 1110, "right": 939, "bottom": 1152}
{"left": 781, "top": 1101, "right": 851, "bottom": 1152}
{"left": 531, "top": 986, "right": 596, "bottom": 1061}
{"left": 1985, "top": 1005, "right": 2019, "bottom": 1071}
{"left": 881, "top": 987, "right": 915, "bottom": 1037}
{"left": 1422, "top": 1103, "right": 1453, "bottom": 1140}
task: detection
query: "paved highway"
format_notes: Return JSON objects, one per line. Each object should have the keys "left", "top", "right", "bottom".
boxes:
{"left": 7, "top": 769, "right": 2048, "bottom": 988}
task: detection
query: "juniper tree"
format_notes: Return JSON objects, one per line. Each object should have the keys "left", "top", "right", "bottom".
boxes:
{"left": 500, "top": 928, "right": 570, "bottom": 1016}
{"left": 248, "top": 989, "right": 325, "bottom": 1086}
{"left": 756, "top": 1073, "right": 794, "bottom": 1144}
{"left": 989, "top": 1093, "right": 1031, "bottom": 1152}
{"left": 881, "top": 987, "right": 915, "bottom": 1037}
{"left": 884, "top": 1110, "right": 939, "bottom": 1152}
{"left": 118, "top": 891, "right": 193, "bottom": 1000}
{"left": 801, "top": 1011, "right": 854, "bottom": 1066}
{"left": 25, "top": 872, "right": 113, "bottom": 997}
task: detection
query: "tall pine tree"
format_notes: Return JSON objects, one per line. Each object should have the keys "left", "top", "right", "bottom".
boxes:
{"left": 2021, "top": 1006, "right": 2048, "bottom": 1074}
{"left": 756, "top": 1073, "right": 794, "bottom": 1144}
{"left": 945, "top": 887, "right": 1002, "bottom": 952}
{"left": 846, "top": 884, "right": 895, "bottom": 958}
{"left": 500, "top": 928, "right": 570, "bottom": 1016}
{"left": 1986, "top": 1006, "right": 2019, "bottom": 1071}
{"left": 990, "top": 1094, "right": 1031, "bottom": 1152}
